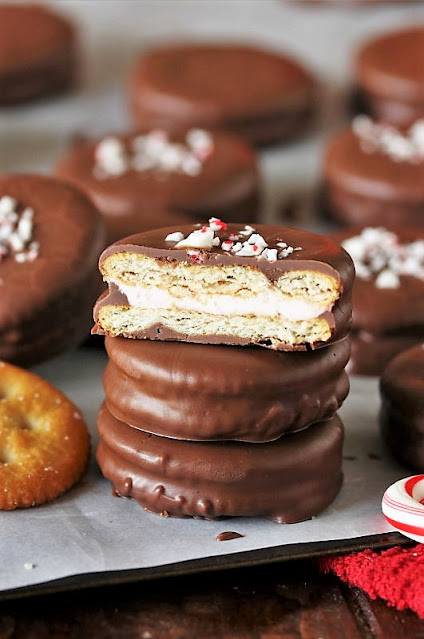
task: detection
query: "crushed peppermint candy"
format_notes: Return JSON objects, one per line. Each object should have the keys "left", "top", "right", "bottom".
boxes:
{"left": 0, "top": 196, "right": 39, "bottom": 264}
{"left": 353, "top": 115, "right": 424, "bottom": 164}
{"left": 164, "top": 219, "right": 302, "bottom": 262}
{"left": 94, "top": 129, "right": 214, "bottom": 179}
{"left": 341, "top": 227, "right": 424, "bottom": 289}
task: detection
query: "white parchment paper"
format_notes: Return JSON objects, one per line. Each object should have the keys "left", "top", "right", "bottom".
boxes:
{"left": 1, "top": 0, "right": 423, "bottom": 594}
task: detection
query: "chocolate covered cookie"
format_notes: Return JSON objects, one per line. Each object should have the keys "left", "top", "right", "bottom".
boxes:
{"left": 103, "top": 335, "right": 350, "bottom": 442}
{"left": 97, "top": 404, "right": 344, "bottom": 523}
{"left": 380, "top": 343, "right": 424, "bottom": 471}
{"left": 355, "top": 26, "right": 424, "bottom": 127}
{"left": 0, "top": 174, "right": 105, "bottom": 366}
{"left": 333, "top": 226, "right": 424, "bottom": 376}
{"left": 94, "top": 221, "right": 354, "bottom": 351}
{"left": 56, "top": 129, "right": 259, "bottom": 245}
{"left": 0, "top": 3, "right": 76, "bottom": 104}
{"left": 128, "top": 43, "right": 316, "bottom": 146}
{"left": 324, "top": 117, "right": 424, "bottom": 227}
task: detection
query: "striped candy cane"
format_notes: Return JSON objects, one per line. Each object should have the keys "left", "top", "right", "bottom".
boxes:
{"left": 382, "top": 475, "right": 424, "bottom": 543}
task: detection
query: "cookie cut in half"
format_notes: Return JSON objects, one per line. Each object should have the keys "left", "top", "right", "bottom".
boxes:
{"left": 0, "top": 361, "right": 90, "bottom": 510}
{"left": 94, "top": 221, "right": 354, "bottom": 351}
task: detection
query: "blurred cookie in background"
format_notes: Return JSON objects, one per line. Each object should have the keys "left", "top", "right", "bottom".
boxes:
{"left": 56, "top": 128, "right": 260, "bottom": 245}
{"left": 355, "top": 26, "right": 424, "bottom": 127}
{"left": 0, "top": 174, "right": 105, "bottom": 367}
{"left": 323, "top": 117, "right": 424, "bottom": 227}
{"left": 128, "top": 43, "right": 317, "bottom": 147}
{"left": 332, "top": 226, "right": 424, "bottom": 376}
{"left": 0, "top": 3, "right": 77, "bottom": 105}
{"left": 380, "top": 342, "right": 424, "bottom": 472}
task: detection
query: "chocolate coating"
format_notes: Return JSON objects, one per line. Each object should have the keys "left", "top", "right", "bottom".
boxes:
{"left": 355, "top": 26, "right": 424, "bottom": 127}
{"left": 129, "top": 43, "right": 316, "bottom": 146}
{"left": 94, "top": 223, "right": 354, "bottom": 350}
{"left": 103, "top": 335, "right": 350, "bottom": 442}
{"left": 97, "top": 405, "right": 344, "bottom": 523}
{"left": 332, "top": 226, "right": 424, "bottom": 376}
{"left": 56, "top": 131, "right": 260, "bottom": 245}
{"left": 349, "top": 332, "right": 423, "bottom": 378}
{"left": 380, "top": 343, "right": 424, "bottom": 471}
{"left": 0, "top": 4, "right": 76, "bottom": 104}
{"left": 324, "top": 127, "right": 424, "bottom": 227}
{"left": 0, "top": 174, "right": 105, "bottom": 367}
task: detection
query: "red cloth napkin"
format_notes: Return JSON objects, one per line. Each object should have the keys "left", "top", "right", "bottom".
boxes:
{"left": 318, "top": 544, "right": 424, "bottom": 618}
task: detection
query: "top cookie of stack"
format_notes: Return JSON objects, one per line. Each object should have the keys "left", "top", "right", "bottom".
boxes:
{"left": 94, "top": 219, "right": 354, "bottom": 351}
{"left": 94, "top": 220, "right": 353, "bottom": 523}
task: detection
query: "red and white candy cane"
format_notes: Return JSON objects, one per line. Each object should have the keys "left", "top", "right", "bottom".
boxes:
{"left": 382, "top": 475, "right": 424, "bottom": 543}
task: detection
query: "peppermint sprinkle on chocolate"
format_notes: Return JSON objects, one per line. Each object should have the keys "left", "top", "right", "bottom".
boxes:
{"left": 353, "top": 116, "right": 424, "bottom": 163}
{"left": 165, "top": 220, "right": 301, "bottom": 262}
{"left": 94, "top": 129, "right": 214, "bottom": 179}
{"left": 0, "top": 196, "right": 39, "bottom": 264}
{"left": 342, "top": 227, "right": 424, "bottom": 288}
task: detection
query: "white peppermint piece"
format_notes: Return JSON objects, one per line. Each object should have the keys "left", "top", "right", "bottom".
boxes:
{"left": 279, "top": 246, "right": 294, "bottom": 258}
{"left": 276, "top": 242, "right": 288, "bottom": 249}
{"left": 208, "top": 217, "right": 226, "bottom": 231}
{"left": 0, "top": 196, "right": 17, "bottom": 215}
{"left": 17, "top": 216, "right": 33, "bottom": 242}
{"left": 131, "top": 154, "right": 156, "bottom": 172}
{"left": 221, "top": 241, "right": 233, "bottom": 251}
{"left": 0, "top": 222, "right": 14, "bottom": 241}
{"left": 165, "top": 232, "right": 184, "bottom": 242}
{"left": 375, "top": 269, "right": 400, "bottom": 289}
{"left": 143, "top": 134, "right": 168, "bottom": 157}
{"left": 261, "top": 248, "right": 278, "bottom": 262}
{"left": 8, "top": 233, "right": 24, "bottom": 252}
{"left": 175, "top": 229, "right": 215, "bottom": 249}
{"left": 239, "top": 225, "right": 255, "bottom": 237}
{"left": 181, "top": 155, "right": 202, "bottom": 176}
{"left": 231, "top": 242, "right": 242, "bottom": 254}
{"left": 186, "top": 129, "right": 213, "bottom": 151}
{"left": 247, "top": 233, "right": 267, "bottom": 248}
{"left": 212, "top": 237, "right": 220, "bottom": 247}
{"left": 410, "top": 120, "right": 424, "bottom": 151}
{"left": 235, "top": 242, "right": 263, "bottom": 257}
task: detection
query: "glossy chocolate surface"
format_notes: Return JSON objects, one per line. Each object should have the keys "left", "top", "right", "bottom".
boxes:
{"left": 129, "top": 43, "right": 316, "bottom": 145}
{"left": 0, "top": 174, "right": 105, "bottom": 366}
{"left": 380, "top": 343, "right": 424, "bottom": 470}
{"left": 0, "top": 4, "right": 75, "bottom": 104}
{"left": 103, "top": 335, "right": 350, "bottom": 442}
{"left": 97, "top": 405, "right": 344, "bottom": 523}
{"left": 56, "top": 131, "right": 260, "bottom": 244}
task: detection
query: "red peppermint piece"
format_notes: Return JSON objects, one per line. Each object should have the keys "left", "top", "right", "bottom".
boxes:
{"left": 208, "top": 217, "right": 227, "bottom": 231}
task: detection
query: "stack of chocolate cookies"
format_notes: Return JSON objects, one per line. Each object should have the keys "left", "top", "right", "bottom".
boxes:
{"left": 93, "top": 220, "right": 354, "bottom": 523}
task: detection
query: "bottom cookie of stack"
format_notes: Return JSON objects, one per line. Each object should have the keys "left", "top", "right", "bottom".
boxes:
{"left": 97, "top": 404, "right": 344, "bottom": 524}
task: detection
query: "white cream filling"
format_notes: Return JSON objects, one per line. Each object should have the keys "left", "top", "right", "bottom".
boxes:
{"left": 112, "top": 281, "right": 331, "bottom": 322}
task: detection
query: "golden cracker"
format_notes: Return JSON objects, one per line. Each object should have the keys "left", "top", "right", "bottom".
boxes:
{"left": 0, "top": 361, "right": 90, "bottom": 510}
